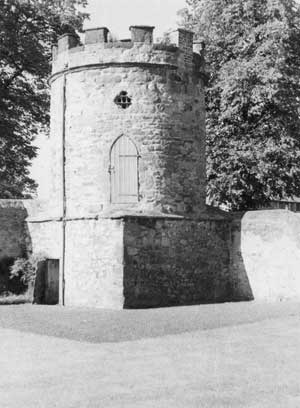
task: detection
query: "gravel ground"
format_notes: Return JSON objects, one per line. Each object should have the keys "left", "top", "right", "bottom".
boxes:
{"left": 0, "top": 300, "right": 299, "bottom": 343}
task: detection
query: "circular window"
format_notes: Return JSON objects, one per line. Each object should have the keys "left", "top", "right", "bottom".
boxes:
{"left": 114, "top": 91, "right": 132, "bottom": 109}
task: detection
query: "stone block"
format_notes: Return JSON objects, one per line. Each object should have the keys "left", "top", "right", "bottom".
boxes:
{"left": 85, "top": 27, "right": 109, "bottom": 44}
{"left": 130, "top": 26, "right": 155, "bottom": 44}
{"left": 57, "top": 33, "right": 80, "bottom": 53}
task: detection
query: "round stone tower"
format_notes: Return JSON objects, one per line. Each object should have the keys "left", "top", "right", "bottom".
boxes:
{"left": 30, "top": 25, "right": 209, "bottom": 309}
{"left": 49, "top": 26, "right": 206, "bottom": 219}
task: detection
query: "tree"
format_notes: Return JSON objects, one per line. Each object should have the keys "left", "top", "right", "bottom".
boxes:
{"left": 179, "top": 0, "right": 300, "bottom": 210}
{"left": 0, "top": 0, "right": 88, "bottom": 198}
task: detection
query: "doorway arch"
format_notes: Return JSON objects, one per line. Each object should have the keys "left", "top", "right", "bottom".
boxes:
{"left": 110, "top": 136, "right": 139, "bottom": 204}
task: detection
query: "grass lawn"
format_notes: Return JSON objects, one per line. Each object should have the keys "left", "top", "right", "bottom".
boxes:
{"left": 0, "top": 302, "right": 299, "bottom": 407}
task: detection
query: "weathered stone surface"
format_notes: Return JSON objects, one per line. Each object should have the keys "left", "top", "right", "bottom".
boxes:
{"left": 27, "top": 221, "right": 62, "bottom": 259}
{"left": 0, "top": 200, "right": 42, "bottom": 259}
{"left": 231, "top": 210, "right": 300, "bottom": 302}
{"left": 0, "top": 201, "right": 28, "bottom": 259}
{"left": 85, "top": 27, "right": 109, "bottom": 44}
{"left": 59, "top": 65, "right": 205, "bottom": 217}
{"left": 0, "top": 27, "right": 207, "bottom": 307}
{"left": 1, "top": 198, "right": 300, "bottom": 307}
{"left": 123, "top": 215, "right": 235, "bottom": 308}
{"left": 64, "top": 219, "right": 124, "bottom": 309}
{"left": 0, "top": 200, "right": 42, "bottom": 295}
{"left": 49, "top": 28, "right": 206, "bottom": 218}
{"left": 130, "top": 26, "right": 154, "bottom": 44}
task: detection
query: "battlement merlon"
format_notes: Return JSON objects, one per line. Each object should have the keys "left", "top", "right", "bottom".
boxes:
{"left": 130, "top": 26, "right": 155, "bottom": 44}
{"left": 50, "top": 26, "right": 205, "bottom": 81}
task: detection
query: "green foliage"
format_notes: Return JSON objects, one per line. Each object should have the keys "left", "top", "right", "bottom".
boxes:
{"left": 179, "top": 0, "right": 300, "bottom": 210}
{"left": 0, "top": 256, "right": 27, "bottom": 294}
{"left": 0, "top": 0, "right": 88, "bottom": 198}
{"left": 10, "top": 252, "right": 47, "bottom": 286}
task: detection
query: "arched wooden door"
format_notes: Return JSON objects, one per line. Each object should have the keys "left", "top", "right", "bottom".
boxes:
{"left": 110, "top": 136, "right": 139, "bottom": 204}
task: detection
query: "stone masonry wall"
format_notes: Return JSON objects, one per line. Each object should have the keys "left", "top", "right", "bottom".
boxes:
{"left": 48, "top": 28, "right": 206, "bottom": 220}
{"left": 26, "top": 217, "right": 125, "bottom": 309}
{"left": 0, "top": 199, "right": 48, "bottom": 259}
{"left": 25, "top": 209, "right": 300, "bottom": 307}
{"left": 0, "top": 200, "right": 40, "bottom": 294}
{"left": 123, "top": 210, "right": 300, "bottom": 308}
{"left": 2, "top": 200, "right": 300, "bottom": 306}
{"left": 0, "top": 201, "right": 29, "bottom": 259}
{"left": 27, "top": 221, "right": 62, "bottom": 260}
{"left": 58, "top": 65, "right": 205, "bottom": 218}
{"left": 123, "top": 216, "right": 238, "bottom": 308}
{"left": 64, "top": 218, "right": 124, "bottom": 309}
{"left": 231, "top": 210, "right": 300, "bottom": 301}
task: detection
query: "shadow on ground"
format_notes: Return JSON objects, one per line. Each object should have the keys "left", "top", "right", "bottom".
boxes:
{"left": 0, "top": 301, "right": 299, "bottom": 343}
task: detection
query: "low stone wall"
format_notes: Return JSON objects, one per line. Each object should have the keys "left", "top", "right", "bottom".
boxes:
{"left": 0, "top": 200, "right": 29, "bottom": 259}
{"left": 231, "top": 210, "right": 300, "bottom": 301}
{"left": 1, "top": 200, "right": 300, "bottom": 307}
{"left": 0, "top": 200, "right": 35, "bottom": 294}
{"left": 123, "top": 210, "right": 300, "bottom": 307}
{"left": 123, "top": 215, "right": 238, "bottom": 308}
{"left": 0, "top": 199, "right": 51, "bottom": 258}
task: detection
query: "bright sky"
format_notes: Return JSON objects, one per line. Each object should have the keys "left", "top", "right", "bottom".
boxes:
{"left": 83, "top": 0, "right": 187, "bottom": 39}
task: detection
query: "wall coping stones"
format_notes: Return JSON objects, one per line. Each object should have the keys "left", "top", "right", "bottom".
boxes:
{"left": 0, "top": 199, "right": 28, "bottom": 209}
{"left": 26, "top": 213, "right": 231, "bottom": 223}
{"left": 0, "top": 199, "right": 37, "bottom": 212}
{"left": 27, "top": 208, "right": 300, "bottom": 224}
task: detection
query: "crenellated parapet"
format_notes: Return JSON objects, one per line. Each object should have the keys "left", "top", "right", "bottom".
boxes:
{"left": 50, "top": 26, "right": 204, "bottom": 82}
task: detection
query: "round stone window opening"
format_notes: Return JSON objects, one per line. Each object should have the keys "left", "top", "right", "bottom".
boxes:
{"left": 114, "top": 91, "right": 132, "bottom": 109}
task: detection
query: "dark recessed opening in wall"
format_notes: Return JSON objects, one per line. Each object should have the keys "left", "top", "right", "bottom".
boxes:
{"left": 34, "top": 259, "right": 59, "bottom": 305}
{"left": 114, "top": 91, "right": 132, "bottom": 109}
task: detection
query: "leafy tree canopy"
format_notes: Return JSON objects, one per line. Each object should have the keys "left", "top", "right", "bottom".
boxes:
{"left": 180, "top": 0, "right": 300, "bottom": 210}
{"left": 0, "top": 0, "right": 88, "bottom": 198}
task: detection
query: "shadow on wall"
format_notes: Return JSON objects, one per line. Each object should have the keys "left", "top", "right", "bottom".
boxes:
{"left": 122, "top": 214, "right": 254, "bottom": 309}
{"left": 230, "top": 213, "right": 254, "bottom": 302}
{"left": 231, "top": 210, "right": 300, "bottom": 302}
{"left": 123, "top": 209, "right": 300, "bottom": 308}
{"left": 1, "top": 200, "right": 299, "bottom": 307}
{"left": 0, "top": 200, "right": 33, "bottom": 296}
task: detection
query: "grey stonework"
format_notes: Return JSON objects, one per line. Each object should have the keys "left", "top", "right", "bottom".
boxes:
{"left": 1, "top": 26, "right": 299, "bottom": 307}
{"left": 49, "top": 26, "right": 206, "bottom": 217}
{"left": 38, "top": 25, "right": 209, "bottom": 307}
{"left": 1, "top": 201, "right": 300, "bottom": 306}
{"left": 44, "top": 25, "right": 209, "bottom": 307}
{"left": 0, "top": 200, "right": 29, "bottom": 259}
{"left": 123, "top": 216, "right": 234, "bottom": 308}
